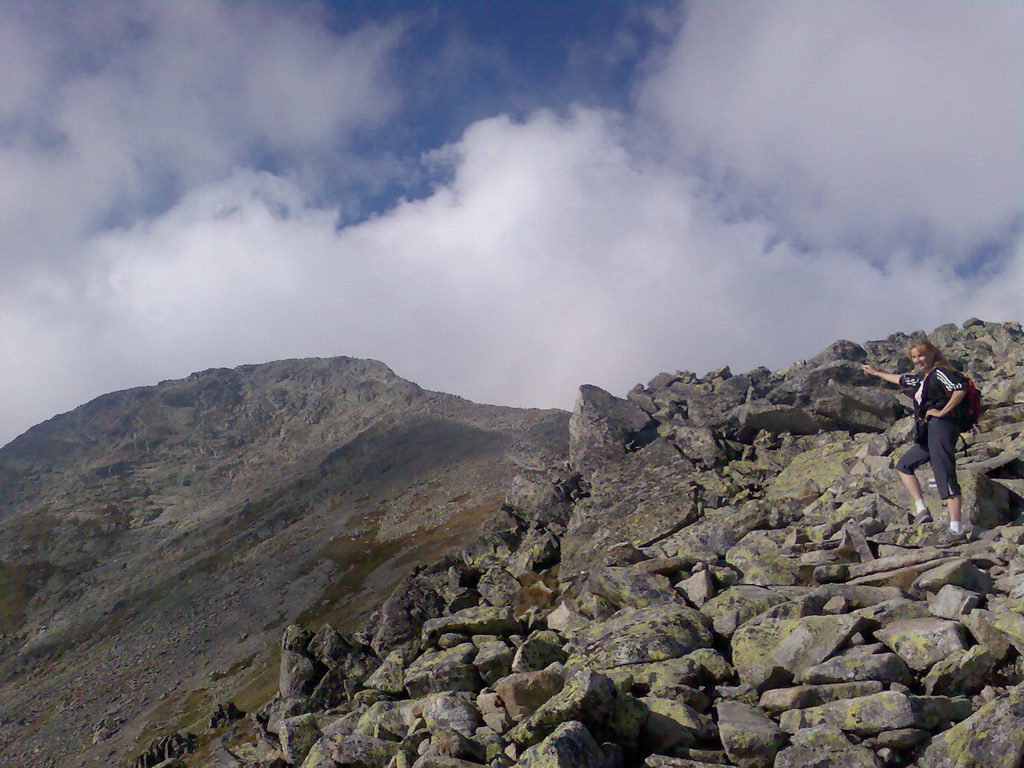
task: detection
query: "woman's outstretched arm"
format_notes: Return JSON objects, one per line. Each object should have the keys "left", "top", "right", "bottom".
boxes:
{"left": 861, "top": 364, "right": 903, "bottom": 385}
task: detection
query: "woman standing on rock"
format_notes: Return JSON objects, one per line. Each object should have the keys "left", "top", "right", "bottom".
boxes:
{"left": 861, "top": 339, "right": 967, "bottom": 534}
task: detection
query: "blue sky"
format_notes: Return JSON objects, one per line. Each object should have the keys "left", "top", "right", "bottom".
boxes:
{"left": 1, "top": 0, "right": 1021, "bottom": 448}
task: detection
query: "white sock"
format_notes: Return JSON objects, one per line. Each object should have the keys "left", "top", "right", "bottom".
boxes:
{"left": 914, "top": 499, "right": 927, "bottom": 516}
{"left": 949, "top": 520, "right": 962, "bottom": 534}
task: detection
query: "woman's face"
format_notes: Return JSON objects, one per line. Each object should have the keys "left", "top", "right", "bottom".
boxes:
{"left": 909, "top": 346, "right": 932, "bottom": 370}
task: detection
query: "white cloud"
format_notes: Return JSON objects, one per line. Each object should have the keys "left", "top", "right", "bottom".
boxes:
{"left": 639, "top": 0, "right": 1024, "bottom": 260}
{"left": 2, "top": 1, "right": 1021, "bottom": 448}
{"left": 5, "top": 106, "right": 1018, "bottom": 445}
{"left": 0, "top": 1, "right": 400, "bottom": 289}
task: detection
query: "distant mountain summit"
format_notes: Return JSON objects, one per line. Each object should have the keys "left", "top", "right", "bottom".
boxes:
{"left": 0, "top": 356, "right": 568, "bottom": 767}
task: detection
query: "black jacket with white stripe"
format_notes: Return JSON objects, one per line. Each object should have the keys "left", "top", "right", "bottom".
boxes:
{"left": 899, "top": 365, "right": 966, "bottom": 422}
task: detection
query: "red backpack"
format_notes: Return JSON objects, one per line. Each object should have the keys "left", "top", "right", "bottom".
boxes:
{"left": 960, "top": 377, "right": 982, "bottom": 430}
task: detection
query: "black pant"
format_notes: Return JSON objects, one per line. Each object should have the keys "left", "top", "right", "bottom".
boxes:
{"left": 896, "top": 417, "right": 961, "bottom": 499}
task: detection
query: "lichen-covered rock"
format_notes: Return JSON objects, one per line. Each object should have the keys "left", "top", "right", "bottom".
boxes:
{"left": 509, "top": 527, "right": 561, "bottom": 577}
{"left": 422, "top": 606, "right": 524, "bottom": 646}
{"left": 960, "top": 471, "right": 1017, "bottom": 529}
{"left": 798, "top": 651, "right": 913, "bottom": 684}
{"left": 368, "top": 572, "right": 446, "bottom": 663}
{"left": 700, "top": 584, "right": 787, "bottom": 636}
{"left": 642, "top": 756, "right": 738, "bottom": 768}
{"left": 620, "top": 649, "right": 734, "bottom": 694}
{"left": 511, "top": 630, "right": 567, "bottom": 673}
{"left": 586, "top": 566, "right": 685, "bottom": 610}
{"left": 716, "top": 700, "right": 786, "bottom": 768}
{"left": 475, "top": 691, "right": 511, "bottom": 734}
{"left": 281, "top": 713, "right": 323, "bottom": 765}
{"left": 355, "top": 700, "right": 407, "bottom": 741}
{"left": 657, "top": 503, "right": 770, "bottom": 562}
{"left": 778, "top": 691, "right": 974, "bottom": 736}
{"left": 507, "top": 670, "right": 647, "bottom": 753}
{"left": 473, "top": 639, "right": 514, "bottom": 684}
{"left": 308, "top": 625, "right": 381, "bottom": 684}
{"left": 731, "top": 615, "right": 805, "bottom": 690}
{"left": 658, "top": 422, "right": 727, "bottom": 467}
{"left": 771, "top": 614, "right": 866, "bottom": 682}
{"left": 561, "top": 441, "right": 702, "bottom": 578}
{"left": 987, "top": 607, "right": 1024, "bottom": 654}
{"left": 364, "top": 651, "right": 406, "bottom": 696}
{"left": 774, "top": 725, "right": 881, "bottom": 768}
{"left": 261, "top": 694, "right": 315, "bottom": 736}
{"left": 404, "top": 644, "right": 482, "bottom": 698}
{"left": 280, "top": 650, "right": 324, "bottom": 698}
{"left": 569, "top": 385, "right": 652, "bottom": 482}
{"left": 765, "top": 442, "right": 858, "bottom": 500}
{"left": 639, "top": 696, "right": 712, "bottom": 753}
{"left": 420, "top": 693, "right": 481, "bottom": 738}
{"left": 922, "top": 645, "right": 995, "bottom": 696}
{"left": 495, "top": 669, "right": 565, "bottom": 722}
{"left": 960, "top": 609, "right": 1013, "bottom": 660}
{"left": 852, "top": 597, "right": 933, "bottom": 627}
{"left": 759, "top": 682, "right": 885, "bottom": 715}
{"left": 916, "top": 683, "right": 1024, "bottom": 768}
{"left": 725, "top": 531, "right": 802, "bottom": 586}
{"left": 477, "top": 568, "right": 521, "bottom": 607}
{"left": 565, "top": 605, "right": 713, "bottom": 671}
{"left": 310, "top": 732, "right": 401, "bottom": 768}
{"left": 735, "top": 403, "right": 829, "bottom": 443}
{"left": 874, "top": 618, "right": 968, "bottom": 671}
{"left": 409, "top": 754, "right": 481, "bottom": 768}
{"left": 515, "top": 720, "right": 605, "bottom": 768}
{"left": 912, "top": 558, "right": 993, "bottom": 595}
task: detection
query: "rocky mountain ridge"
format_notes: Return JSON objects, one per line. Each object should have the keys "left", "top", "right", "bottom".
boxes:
{"left": 0, "top": 357, "right": 568, "bottom": 768}
{"left": 5, "top": 319, "right": 1024, "bottom": 768}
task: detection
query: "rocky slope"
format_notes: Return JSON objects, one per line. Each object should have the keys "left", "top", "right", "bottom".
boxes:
{"left": 0, "top": 357, "right": 569, "bottom": 768}
{"left": 117, "top": 318, "right": 1024, "bottom": 768}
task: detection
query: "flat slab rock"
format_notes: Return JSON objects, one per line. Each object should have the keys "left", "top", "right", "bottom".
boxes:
{"left": 644, "top": 757, "right": 744, "bottom": 768}
{"left": 800, "top": 652, "right": 913, "bottom": 686}
{"left": 779, "top": 691, "right": 974, "bottom": 736}
{"left": 874, "top": 618, "right": 968, "bottom": 671}
{"left": 565, "top": 604, "right": 713, "bottom": 671}
{"left": 760, "top": 681, "right": 885, "bottom": 714}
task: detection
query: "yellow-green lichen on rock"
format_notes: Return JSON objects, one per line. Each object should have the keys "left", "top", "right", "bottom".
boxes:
{"left": 508, "top": 670, "right": 647, "bottom": 753}
{"left": 779, "top": 691, "right": 973, "bottom": 736}
{"left": 716, "top": 699, "right": 786, "bottom": 768}
{"left": 731, "top": 616, "right": 803, "bottom": 690}
{"left": 515, "top": 720, "right": 605, "bottom": 768}
{"left": 701, "top": 585, "right": 787, "bottom": 636}
{"left": 564, "top": 605, "right": 713, "bottom": 672}
{"left": 724, "top": 531, "right": 802, "bottom": 587}
{"left": 988, "top": 608, "right": 1024, "bottom": 653}
{"left": 916, "top": 684, "right": 1024, "bottom": 768}
{"left": 766, "top": 442, "right": 858, "bottom": 501}
{"left": 874, "top": 618, "right": 969, "bottom": 671}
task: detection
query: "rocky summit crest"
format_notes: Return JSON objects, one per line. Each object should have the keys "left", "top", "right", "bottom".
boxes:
{"left": 3, "top": 320, "right": 1024, "bottom": 768}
